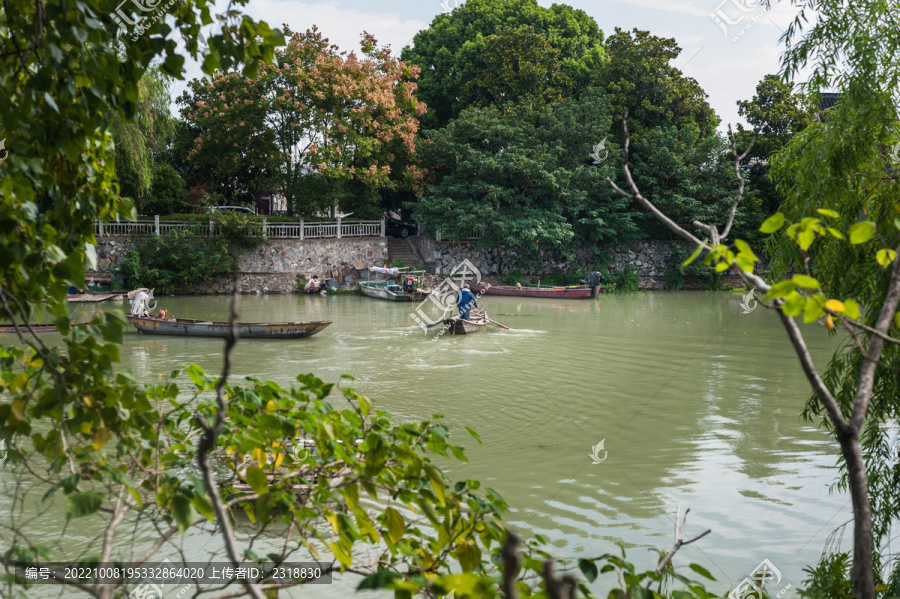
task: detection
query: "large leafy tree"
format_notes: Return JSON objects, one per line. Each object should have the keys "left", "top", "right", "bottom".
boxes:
{"left": 598, "top": 28, "right": 718, "bottom": 142}
{"left": 176, "top": 70, "right": 278, "bottom": 202}
{"left": 178, "top": 27, "right": 425, "bottom": 217}
{"left": 400, "top": 0, "right": 606, "bottom": 130}
{"left": 411, "top": 94, "right": 636, "bottom": 269}
{"left": 461, "top": 26, "right": 571, "bottom": 111}
{"left": 627, "top": 125, "right": 753, "bottom": 241}
{"left": 734, "top": 74, "right": 818, "bottom": 219}
{"left": 112, "top": 66, "right": 176, "bottom": 211}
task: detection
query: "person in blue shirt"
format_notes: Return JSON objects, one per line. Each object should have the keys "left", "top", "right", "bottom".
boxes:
{"left": 457, "top": 284, "right": 478, "bottom": 320}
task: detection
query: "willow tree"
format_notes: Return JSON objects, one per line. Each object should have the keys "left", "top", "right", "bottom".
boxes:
{"left": 112, "top": 66, "right": 176, "bottom": 211}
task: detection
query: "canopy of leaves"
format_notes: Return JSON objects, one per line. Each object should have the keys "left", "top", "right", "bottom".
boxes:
{"left": 733, "top": 74, "right": 819, "bottom": 222}
{"left": 178, "top": 27, "right": 425, "bottom": 218}
{"left": 144, "top": 162, "right": 187, "bottom": 216}
{"left": 411, "top": 94, "right": 638, "bottom": 269}
{"left": 112, "top": 67, "right": 176, "bottom": 210}
{"left": 628, "top": 125, "right": 754, "bottom": 241}
{"left": 599, "top": 28, "right": 718, "bottom": 142}
{"left": 461, "top": 26, "right": 572, "bottom": 111}
{"left": 400, "top": 0, "right": 606, "bottom": 130}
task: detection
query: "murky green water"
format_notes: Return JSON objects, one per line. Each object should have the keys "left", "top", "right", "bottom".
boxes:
{"left": 2, "top": 292, "right": 848, "bottom": 597}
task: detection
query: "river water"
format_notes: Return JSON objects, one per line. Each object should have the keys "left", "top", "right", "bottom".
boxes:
{"left": 3, "top": 291, "right": 849, "bottom": 597}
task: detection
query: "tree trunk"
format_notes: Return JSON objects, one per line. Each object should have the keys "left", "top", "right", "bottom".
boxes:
{"left": 838, "top": 427, "right": 876, "bottom": 599}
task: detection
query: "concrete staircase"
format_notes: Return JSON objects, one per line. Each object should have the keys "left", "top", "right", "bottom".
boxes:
{"left": 387, "top": 237, "right": 423, "bottom": 268}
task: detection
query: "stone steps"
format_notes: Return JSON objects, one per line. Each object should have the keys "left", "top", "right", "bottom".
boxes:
{"left": 387, "top": 238, "right": 422, "bottom": 267}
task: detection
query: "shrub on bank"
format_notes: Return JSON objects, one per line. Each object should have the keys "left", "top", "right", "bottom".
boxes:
{"left": 114, "top": 229, "right": 232, "bottom": 294}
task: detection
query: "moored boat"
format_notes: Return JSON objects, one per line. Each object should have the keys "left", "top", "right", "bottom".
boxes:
{"left": 441, "top": 308, "right": 488, "bottom": 335}
{"left": 358, "top": 280, "right": 429, "bottom": 302}
{"left": 0, "top": 324, "right": 62, "bottom": 334}
{"left": 470, "top": 282, "right": 602, "bottom": 298}
{"left": 127, "top": 315, "right": 332, "bottom": 338}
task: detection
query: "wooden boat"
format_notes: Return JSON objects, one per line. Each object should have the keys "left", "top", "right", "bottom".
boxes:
{"left": 127, "top": 315, "right": 332, "bottom": 338}
{"left": 67, "top": 293, "right": 125, "bottom": 303}
{"left": 0, "top": 324, "right": 61, "bottom": 334}
{"left": 470, "top": 282, "right": 602, "bottom": 299}
{"left": 442, "top": 308, "right": 488, "bottom": 335}
{"left": 358, "top": 280, "right": 429, "bottom": 302}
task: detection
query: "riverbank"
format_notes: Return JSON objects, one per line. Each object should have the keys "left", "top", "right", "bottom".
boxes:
{"left": 91, "top": 235, "right": 747, "bottom": 294}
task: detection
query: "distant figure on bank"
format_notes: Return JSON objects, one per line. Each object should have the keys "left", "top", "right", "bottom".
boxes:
{"left": 305, "top": 276, "right": 321, "bottom": 294}
{"left": 457, "top": 283, "right": 478, "bottom": 321}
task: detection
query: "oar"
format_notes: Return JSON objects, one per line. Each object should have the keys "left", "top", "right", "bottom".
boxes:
{"left": 487, "top": 317, "right": 511, "bottom": 330}
{"left": 422, "top": 307, "right": 453, "bottom": 328}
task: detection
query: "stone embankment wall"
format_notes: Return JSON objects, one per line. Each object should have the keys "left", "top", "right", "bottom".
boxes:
{"left": 93, "top": 235, "right": 741, "bottom": 293}
{"left": 409, "top": 237, "right": 742, "bottom": 290}
{"left": 92, "top": 237, "right": 388, "bottom": 294}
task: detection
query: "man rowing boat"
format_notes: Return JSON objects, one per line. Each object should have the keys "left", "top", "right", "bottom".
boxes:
{"left": 457, "top": 284, "right": 478, "bottom": 321}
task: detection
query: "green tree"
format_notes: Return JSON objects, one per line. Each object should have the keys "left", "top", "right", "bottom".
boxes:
{"left": 411, "top": 94, "right": 636, "bottom": 270}
{"left": 144, "top": 162, "right": 187, "bottom": 215}
{"left": 112, "top": 66, "right": 176, "bottom": 210}
{"left": 176, "top": 70, "right": 277, "bottom": 202}
{"left": 598, "top": 28, "right": 718, "bottom": 142}
{"left": 178, "top": 27, "right": 425, "bottom": 217}
{"left": 400, "top": 0, "right": 606, "bottom": 130}
{"left": 461, "top": 26, "right": 571, "bottom": 111}
{"left": 734, "top": 74, "right": 818, "bottom": 218}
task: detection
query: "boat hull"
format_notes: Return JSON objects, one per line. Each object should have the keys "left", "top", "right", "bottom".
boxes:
{"left": 127, "top": 316, "right": 332, "bottom": 338}
{"left": 470, "top": 283, "right": 601, "bottom": 298}
{"left": 441, "top": 309, "right": 488, "bottom": 335}
{"left": 358, "top": 282, "right": 428, "bottom": 302}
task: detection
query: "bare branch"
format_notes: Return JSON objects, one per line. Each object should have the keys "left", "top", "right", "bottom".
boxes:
{"left": 653, "top": 505, "right": 711, "bottom": 578}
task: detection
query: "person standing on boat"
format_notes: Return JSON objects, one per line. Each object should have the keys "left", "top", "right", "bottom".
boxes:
{"left": 457, "top": 284, "right": 478, "bottom": 320}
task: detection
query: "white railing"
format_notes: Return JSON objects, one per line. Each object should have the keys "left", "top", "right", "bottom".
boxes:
{"left": 95, "top": 218, "right": 385, "bottom": 240}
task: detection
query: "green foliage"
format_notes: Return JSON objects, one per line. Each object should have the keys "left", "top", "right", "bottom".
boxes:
{"left": 178, "top": 26, "right": 423, "bottom": 217}
{"left": 210, "top": 211, "right": 265, "bottom": 249}
{"left": 629, "top": 124, "right": 755, "bottom": 241}
{"left": 664, "top": 245, "right": 724, "bottom": 290}
{"left": 462, "top": 27, "right": 572, "bottom": 111}
{"left": 502, "top": 270, "right": 523, "bottom": 285}
{"left": 607, "top": 264, "right": 639, "bottom": 293}
{"left": 112, "top": 67, "right": 176, "bottom": 207}
{"left": 412, "top": 94, "right": 635, "bottom": 270}
{"left": 114, "top": 229, "right": 233, "bottom": 294}
{"left": 799, "top": 553, "right": 854, "bottom": 599}
{"left": 600, "top": 28, "right": 718, "bottom": 142}
{"left": 400, "top": 0, "right": 607, "bottom": 130}
{"left": 143, "top": 163, "right": 187, "bottom": 216}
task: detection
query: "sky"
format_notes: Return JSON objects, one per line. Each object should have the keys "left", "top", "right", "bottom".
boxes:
{"left": 169, "top": 0, "right": 806, "bottom": 132}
